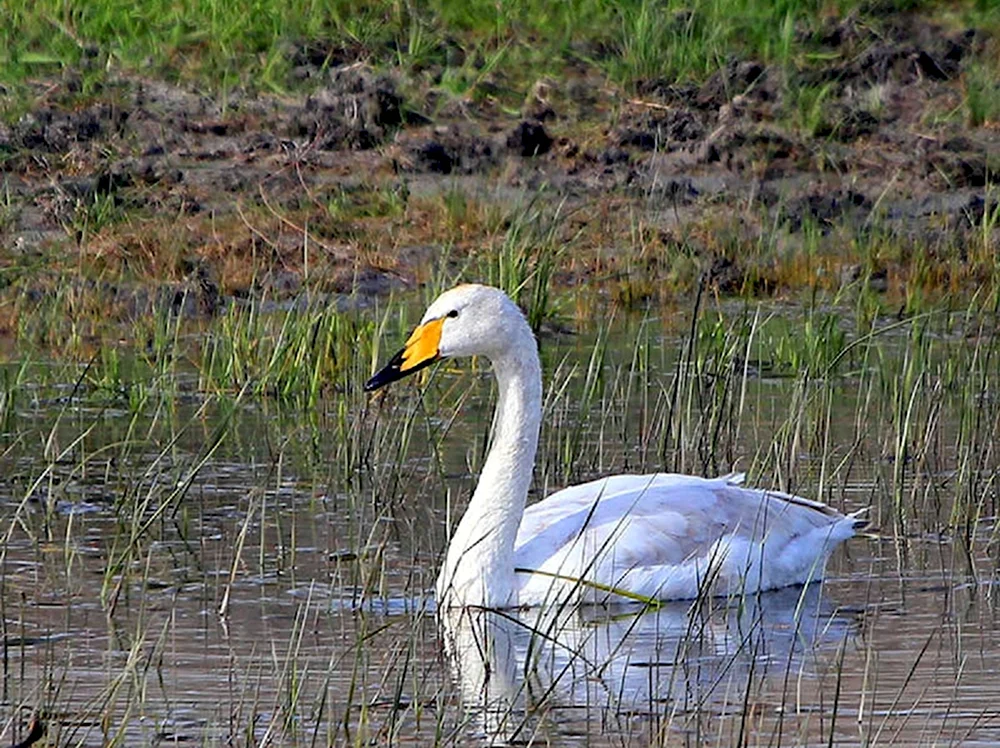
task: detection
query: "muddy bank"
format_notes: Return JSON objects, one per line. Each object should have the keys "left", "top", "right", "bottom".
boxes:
{"left": 0, "top": 10, "right": 997, "bottom": 330}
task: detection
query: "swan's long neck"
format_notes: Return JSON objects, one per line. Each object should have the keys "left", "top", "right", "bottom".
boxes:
{"left": 437, "top": 325, "right": 542, "bottom": 608}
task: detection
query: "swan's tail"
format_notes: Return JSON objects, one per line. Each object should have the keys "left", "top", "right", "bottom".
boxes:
{"left": 722, "top": 471, "right": 878, "bottom": 538}
{"left": 724, "top": 472, "right": 747, "bottom": 486}
{"left": 848, "top": 506, "right": 880, "bottom": 538}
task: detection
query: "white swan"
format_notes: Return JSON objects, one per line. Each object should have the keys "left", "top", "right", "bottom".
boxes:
{"left": 366, "top": 284, "right": 868, "bottom": 608}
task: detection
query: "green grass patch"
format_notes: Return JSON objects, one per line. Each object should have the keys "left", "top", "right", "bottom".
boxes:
{"left": 0, "top": 0, "right": 961, "bottom": 100}
{"left": 964, "top": 60, "right": 1000, "bottom": 127}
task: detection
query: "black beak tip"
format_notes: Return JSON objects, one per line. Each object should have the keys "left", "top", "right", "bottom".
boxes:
{"left": 363, "top": 371, "right": 390, "bottom": 392}
{"left": 365, "top": 348, "right": 408, "bottom": 392}
{"left": 364, "top": 364, "right": 400, "bottom": 392}
{"left": 365, "top": 348, "right": 442, "bottom": 393}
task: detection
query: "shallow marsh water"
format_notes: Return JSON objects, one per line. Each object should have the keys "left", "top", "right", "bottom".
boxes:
{"left": 1, "top": 300, "right": 999, "bottom": 746}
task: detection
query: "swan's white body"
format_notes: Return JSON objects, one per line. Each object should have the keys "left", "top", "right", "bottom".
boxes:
{"left": 511, "top": 472, "right": 861, "bottom": 605}
{"left": 366, "top": 284, "right": 866, "bottom": 609}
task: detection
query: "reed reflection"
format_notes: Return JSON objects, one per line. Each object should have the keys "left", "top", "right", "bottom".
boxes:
{"left": 440, "top": 583, "right": 858, "bottom": 744}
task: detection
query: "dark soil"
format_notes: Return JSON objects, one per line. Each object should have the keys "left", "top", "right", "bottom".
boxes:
{"left": 1, "top": 11, "right": 998, "bottom": 324}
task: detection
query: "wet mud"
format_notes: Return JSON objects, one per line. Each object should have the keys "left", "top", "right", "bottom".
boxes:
{"left": 1, "top": 10, "right": 997, "bottom": 316}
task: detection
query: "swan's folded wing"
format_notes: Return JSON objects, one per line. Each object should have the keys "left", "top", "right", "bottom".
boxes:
{"left": 515, "top": 474, "right": 736, "bottom": 571}
{"left": 514, "top": 473, "right": 857, "bottom": 601}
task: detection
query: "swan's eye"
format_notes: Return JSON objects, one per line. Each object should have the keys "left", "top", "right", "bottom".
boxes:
{"left": 447, "top": 309, "right": 459, "bottom": 318}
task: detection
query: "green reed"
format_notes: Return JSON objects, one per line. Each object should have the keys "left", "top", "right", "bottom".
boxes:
{"left": 197, "top": 294, "right": 374, "bottom": 409}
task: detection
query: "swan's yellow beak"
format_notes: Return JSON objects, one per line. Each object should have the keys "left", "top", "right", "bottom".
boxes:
{"left": 365, "top": 316, "right": 446, "bottom": 391}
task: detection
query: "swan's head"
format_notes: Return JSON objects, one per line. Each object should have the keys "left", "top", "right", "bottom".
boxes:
{"left": 365, "top": 284, "right": 530, "bottom": 391}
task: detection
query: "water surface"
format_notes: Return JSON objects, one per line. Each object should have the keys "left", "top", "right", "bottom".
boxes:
{"left": 2, "top": 305, "right": 999, "bottom": 746}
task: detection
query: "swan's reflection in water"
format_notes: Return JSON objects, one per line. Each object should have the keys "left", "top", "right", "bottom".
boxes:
{"left": 440, "top": 584, "right": 857, "bottom": 744}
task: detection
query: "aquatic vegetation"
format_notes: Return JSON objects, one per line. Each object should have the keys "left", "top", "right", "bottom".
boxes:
{"left": 196, "top": 293, "right": 375, "bottom": 407}
{"left": 0, "top": 286, "right": 997, "bottom": 743}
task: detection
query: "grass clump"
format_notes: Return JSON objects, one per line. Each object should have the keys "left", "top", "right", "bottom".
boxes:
{"left": 198, "top": 295, "right": 374, "bottom": 407}
{"left": 964, "top": 60, "right": 1000, "bottom": 127}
